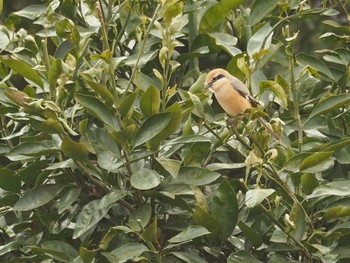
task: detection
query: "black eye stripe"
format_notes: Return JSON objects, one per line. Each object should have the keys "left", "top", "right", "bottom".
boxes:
{"left": 212, "top": 74, "right": 225, "bottom": 82}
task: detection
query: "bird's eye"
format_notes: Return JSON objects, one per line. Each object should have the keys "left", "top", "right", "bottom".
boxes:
{"left": 212, "top": 74, "right": 225, "bottom": 82}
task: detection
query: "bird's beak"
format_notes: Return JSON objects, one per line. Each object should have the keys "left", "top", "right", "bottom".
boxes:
{"left": 204, "top": 82, "right": 211, "bottom": 89}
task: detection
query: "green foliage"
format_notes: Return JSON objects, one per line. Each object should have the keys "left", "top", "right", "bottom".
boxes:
{"left": 0, "top": 0, "right": 349, "bottom": 262}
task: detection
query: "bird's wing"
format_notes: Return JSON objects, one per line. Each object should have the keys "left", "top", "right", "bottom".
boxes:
{"left": 230, "top": 78, "right": 258, "bottom": 107}
{"left": 230, "top": 77, "right": 250, "bottom": 95}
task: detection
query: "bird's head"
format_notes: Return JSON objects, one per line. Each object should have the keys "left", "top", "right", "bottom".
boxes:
{"left": 204, "top": 68, "right": 232, "bottom": 92}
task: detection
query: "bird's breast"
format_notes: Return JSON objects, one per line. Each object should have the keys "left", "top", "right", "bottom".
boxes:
{"left": 214, "top": 88, "right": 253, "bottom": 117}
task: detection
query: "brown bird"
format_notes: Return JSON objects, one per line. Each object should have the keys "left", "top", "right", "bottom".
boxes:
{"left": 205, "top": 68, "right": 280, "bottom": 140}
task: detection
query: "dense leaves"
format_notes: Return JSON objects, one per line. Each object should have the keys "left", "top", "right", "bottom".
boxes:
{"left": 0, "top": 0, "right": 349, "bottom": 262}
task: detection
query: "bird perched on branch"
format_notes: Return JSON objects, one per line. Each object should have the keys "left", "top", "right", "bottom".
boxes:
{"left": 204, "top": 68, "right": 280, "bottom": 141}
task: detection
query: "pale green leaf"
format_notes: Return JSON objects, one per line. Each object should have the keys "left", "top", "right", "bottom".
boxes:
{"left": 297, "top": 53, "right": 334, "bottom": 80}
{"left": 171, "top": 166, "right": 221, "bottom": 186}
{"left": 245, "top": 189, "right": 275, "bottom": 208}
{"left": 307, "top": 94, "right": 350, "bottom": 122}
{"left": 130, "top": 168, "right": 161, "bottom": 190}
{"left": 168, "top": 225, "right": 210, "bottom": 243}
{"left": 249, "top": 0, "right": 278, "bottom": 26}
{"left": 228, "top": 251, "right": 262, "bottom": 263}
{"left": 0, "top": 55, "right": 43, "bottom": 88}
{"left": 133, "top": 112, "right": 172, "bottom": 147}
{"left": 14, "top": 184, "right": 65, "bottom": 211}
{"left": 73, "top": 190, "right": 128, "bottom": 239}
{"left": 140, "top": 85, "right": 160, "bottom": 118}
{"left": 75, "top": 93, "right": 118, "bottom": 129}
{"left": 210, "top": 179, "right": 238, "bottom": 241}
{"left": 199, "top": 0, "right": 244, "bottom": 33}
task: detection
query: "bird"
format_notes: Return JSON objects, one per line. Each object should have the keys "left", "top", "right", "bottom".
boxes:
{"left": 204, "top": 68, "right": 280, "bottom": 141}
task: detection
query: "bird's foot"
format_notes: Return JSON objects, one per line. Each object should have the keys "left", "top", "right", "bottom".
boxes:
{"left": 225, "top": 116, "right": 236, "bottom": 129}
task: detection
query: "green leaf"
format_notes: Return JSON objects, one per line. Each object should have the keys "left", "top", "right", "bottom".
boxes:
{"left": 58, "top": 187, "right": 82, "bottom": 214}
{"left": 324, "top": 206, "right": 350, "bottom": 219}
{"left": 56, "top": 18, "right": 80, "bottom": 45}
{"left": 14, "top": 184, "right": 65, "bottom": 211}
{"left": 73, "top": 190, "right": 128, "bottom": 239}
{"left": 168, "top": 135, "right": 211, "bottom": 145}
{"left": 259, "top": 80, "right": 288, "bottom": 107}
{"left": 54, "top": 40, "right": 75, "bottom": 59}
{"left": 245, "top": 189, "right": 276, "bottom": 208}
{"left": 238, "top": 221, "right": 263, "bottom": 248}
{"left": 128, "top": 204, "right": 152, "bottom": 231}
{"left": 124, "top": 50, "right": 158, "bottom": 67}
{"left": 199, "top": 0, "right": 244, "bottom": 33}
{"left": 290, "top": 201, "right": 306, "bottom": 241}
{"left": 82, "top": 75, "right": 114, "bottom": 107}
{"left": 40, "top": 240, "right": 78, "bottom": 262}
{"left": 155, "top": 157, "right": 182, "bottom": 178}
{"left": 300, "top": 151, "right": 334, "bottom": 173}
{"left": 282, "top": 153, "right": 313, "bottom": 173}
{"left": 13, "top": 3, "right": 48, "bottom": 19}
{"left": 210, "top": 179, "right": 238, "bottom": 241}
{"left": 192, "top": 186, "right": 209, "bottom": 213}
{"left": 208, "top": 33, "right": 241, "bottom": 57}
{"left": 142, "top": 216, "right": 158, "bottom": 242}
{"left": 0, "top": 0, "right": 3, "bottom": 17}
{"left": 247, "top": 23, "right": 273, "bottom": 58}
{"left": 183, "top": 142, "right": 210, "bottom": 166}
{"left": 80, "top": 246, "right": 99, "bottom": 263}
{"left": 296, "top": 53, "right": 334, "bottom": 80}
{"left": 100, "top": 226, "right": 135, "bottom": 251}
{"left": 335, "top": 145, "right": 350, "bottom": 164}
{"left": 307, "top": 181, "right": 350, "bottom": 199}
{"left": 206, "top": 162, "right": 245, "bottom": 171}
{"left": 0, "top": 55, "right": 43, "bottom": 88}
{"left": 85, "top": 123, "right": 121, "bottom": 171}
{"left": 320, "top": 137, "right": 350, "bottom": 152}
{"left": 163, "top": 0, "right": 184, "bottom": 25}
{"left": 249, "top": 0, "right": 278, "bottom": 26}
{"left": 306, "top": 93, "right": 350, "bottom": 122}
{"left": 140, "top": 85, "right": 160, "bottom": 118}
{"left": 102, "top": 243, "right": 149, "bottom": 263}
{"left": 171, "top": 252, "right": 207, "bottom": 263}
{"left": 301, "top": 174, "right": 319, "bottom": 195}
{"left": 171, "top": 166, "right": 221, "bottom": 186}
{"left": 130, "top": 168, "right": 161, "bottom": 190}
{"left": 168, "top": 225, "right": 210, "bottom": 243}
{"left": 192, "top": 205, "right": 222, "bottom": 240}
{"left": 48, "top": 58, "right": 62, "bottom": 97}
{"left": 0, "top": 168, "right": 21, "bottom": 193}
{"left": 227, "top": 251, "right": 262, "bottom": 263}
{"left": 151, "top": 102, "right": 183, "bottom": 149}
{"left": 6, "top": 141, "right": 53, "bottom": 161}
{"left": 188, "top": 73, "right": 207, "bottom": 94}
{"left": 75, "top": 93, "right": 117, "bottom": 129}
{"left": 61, "top": 137, "right": 89, "bottom": 161}
{"left": 120, "top": 91, "right": 138, "bottom": 118}
{"left": 133, "top": 112, "right": 172, "bottom": 147}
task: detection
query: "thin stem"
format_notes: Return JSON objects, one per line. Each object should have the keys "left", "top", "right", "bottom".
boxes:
{"left": 242, "top": 121, "right": 265, "bottom": 155}
{"left": 188, "top": 0, "right": 199, "bottom": 74}
{"left": 115, "top": 0, "right": 135, "bottom": 44}
{"left": 97, "top": 1, "right": 110, "bottom": 51}
{"left": 72, "top": 38, "right": 93, "bottom": 81}
{"left": 123, "top": 4, "right": 161, "bottom": 97}
{"left": 289, "top": 53, "right": 303, "bottom": 153}
{"left": 203, "top": 122, "right": 247, "bottom": 157}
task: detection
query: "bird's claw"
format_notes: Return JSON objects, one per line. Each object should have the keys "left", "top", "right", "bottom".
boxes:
{"left": 225, "top": 116, "right": 236, "bottom": 129}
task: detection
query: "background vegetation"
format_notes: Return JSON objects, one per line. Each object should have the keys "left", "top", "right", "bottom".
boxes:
{"left": 0, "top": 0, "right": 349, "bottom": 262}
